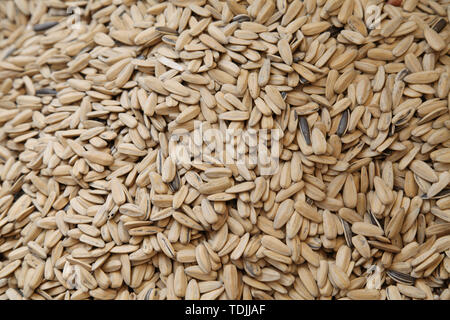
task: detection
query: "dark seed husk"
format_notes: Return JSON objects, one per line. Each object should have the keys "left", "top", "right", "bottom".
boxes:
{"left": 3, "top": 46, "right": 16, "bottom": 59}
{"left": 33, "top": 21, "right": 59, "bottom": 32}
{"left": 13, "top": 190, "right": 25, "bottom": 201}
{"left": 382, "top": 149, "right": 393, "bottom": 157}
{"left": 36, "top": 88, "right": 57, "bottom": 95}
{"left": 169, "top": 171, "right": 180, "bottom": 192}
{"left": 157, "top": 150, "right": 163, "bottom": 175}
{"left": 433, "top": 188, "right": 450, "bottom": 199}
{"left": 244, "top": 261, "right": 258, "bottom": 277}
{"left": 340, "top": 217, "right": 353, "bottom": 248}
{"left": 308, "top": 237, "right": 322, "bottom": 250}
{"left": 329, "top": 26, "right": 343, "bottom": 37}
{"left": 299, "top": 76, "right": 309, "bottom": 85}
{"left": 394, "top": 123, "right": 408, "bottom": 133}
{"left": 386, "top": 270, "right": 415, "bottom": 285}
{"left": 395, "top": 109, "right": 415, "bottom": 126}
{"left": 161, "top": 36, "right": 176, "bottom": 45}
{"left": 156, "top": 26, "right": 178, "bottom": 35}
{"left": 368, "top": 210, "right": 383, "bottom": 230}
{"left": 337, "top": 109, "right": 349, "bottom": 137}
{"left": 422, "top": 188, "right": 450, "bottom": 200}
{"left": 431, "top": 18, "right": 447, "bottom": 33}
{"left": 388, "top": 123, "right": 396, "bottom": 137}
{"left": 232, "top": 14, "right": 251, "bottom": 22}
{"left": 395, "top": 69, "right": 410, "bottom": 82}
{"left": 299, "top": 116, "right": 311, "bottom": 145}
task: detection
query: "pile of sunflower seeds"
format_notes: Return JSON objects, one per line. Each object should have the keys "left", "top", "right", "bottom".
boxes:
{"left": 0, "top": 0, "right": 449, "bottom": 300}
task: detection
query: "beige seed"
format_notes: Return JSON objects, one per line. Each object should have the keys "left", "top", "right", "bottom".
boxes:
{"left": 347, "top": 289, "right": 381, "bottom": 300}
{"left": 351, "top": 222, "right": 384, "bottom": 237}
{"left": 329, "top": 263, "right": 350, "bottom": 290}
{"left": 273, "top": 199, "right": 295, "bottom": 229}
{"left": 223, "top": 264, "right": 239, "bottom": 299}
{"left": 404, "top": 71, "right": 441, "bottom": 84}
{"left": 278, "top": 38, "right": 293, "bottom": 65}
{"left": 409, "top": 160, "right": 439, "bottom": 183}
